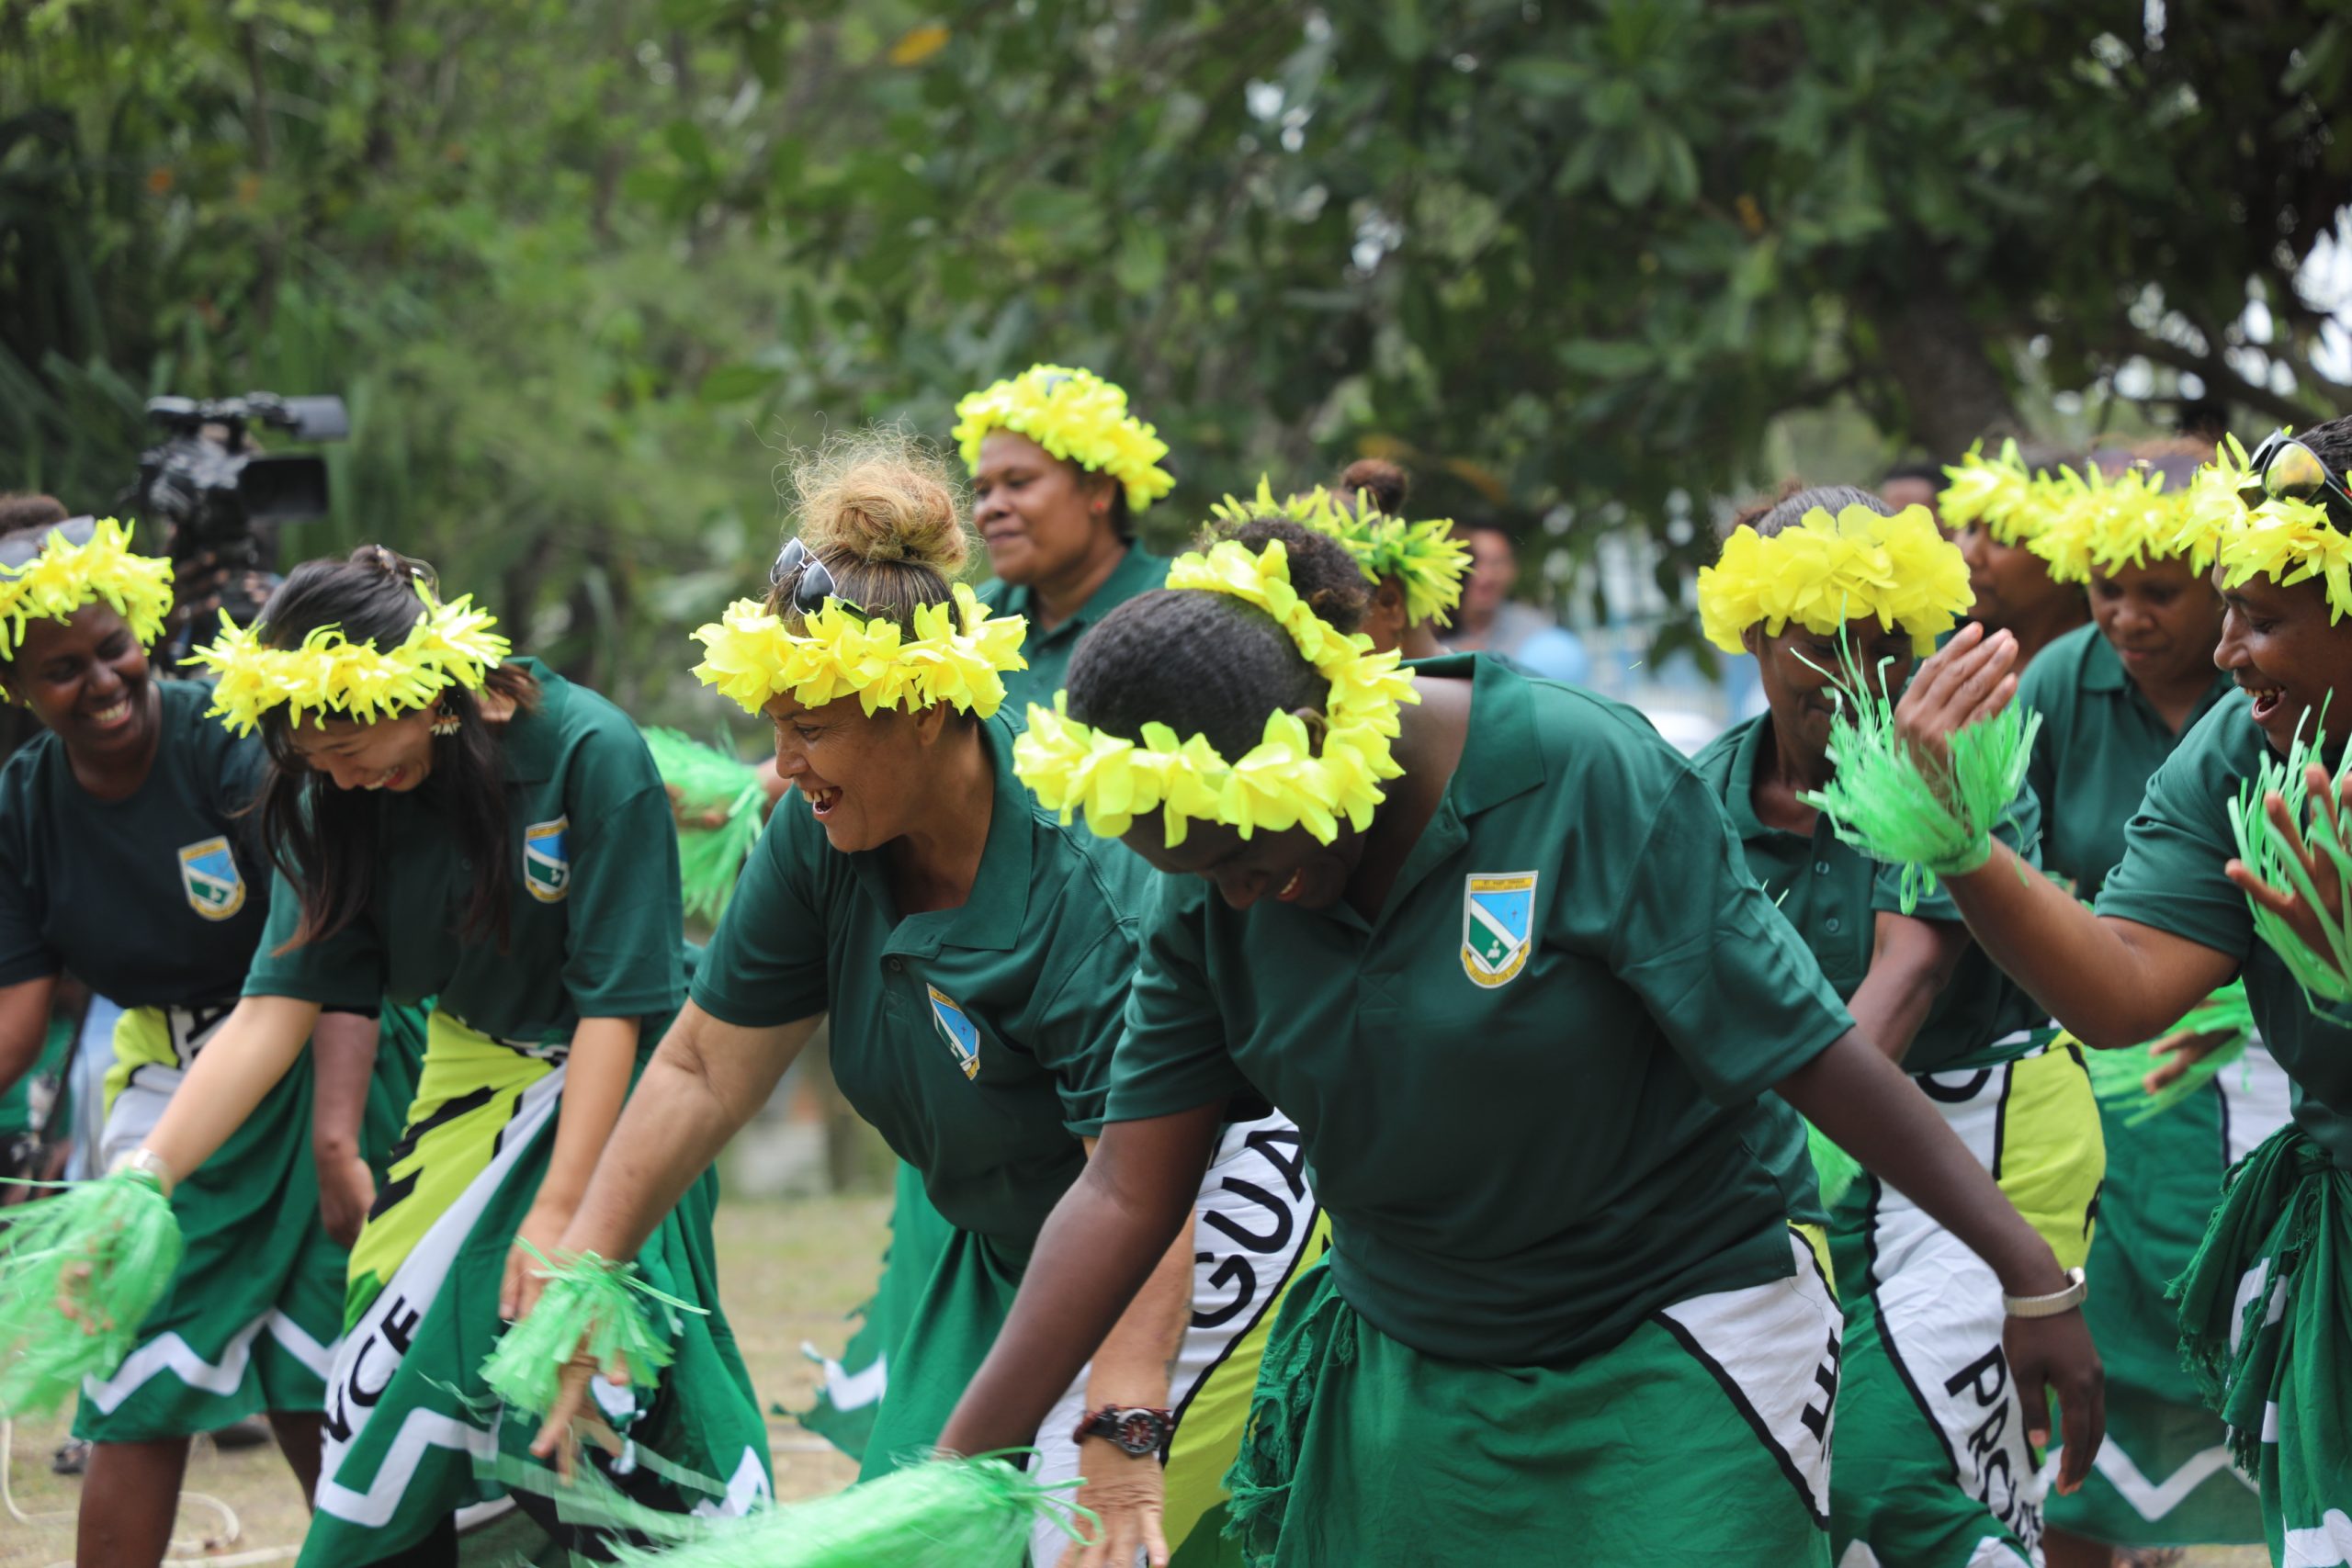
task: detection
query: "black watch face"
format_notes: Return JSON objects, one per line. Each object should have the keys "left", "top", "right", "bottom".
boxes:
{"left": 1106, "top": 1408, "right": 1169, "bottom": 1456}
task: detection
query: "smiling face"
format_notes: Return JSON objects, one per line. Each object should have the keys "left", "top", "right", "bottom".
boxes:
{"left": 2088, "top": 556, "right": 2224, "bottom": 695}
{"left": 6, "top": 604, "right": 158, "bottom": 763}
{"left": 763, "top": 688, "right": 952, "bottom": 853}
{"left": 284, "top": 707, "right": 439, "bottom": 793}
{"left": 1115, "top": 813, "right": 1366, "bottom": 912}
{"left": 2212, "top": 570, "right": 2352, "bottom": 756}
{"left": 970, "top": 428, "right": 1120, "bottom": 587}
{"left": 1744, "top": 616, "right": 1917, "bottom": 768}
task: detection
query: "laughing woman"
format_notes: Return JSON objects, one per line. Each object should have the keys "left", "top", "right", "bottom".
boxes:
{"left": 519, "top": 434, "right": 1319, "bottom": 1568}
{"left": 932, "top": 523, "right": 2102, "bottom": 1566}
{"left": 1690, "top": 488, "right": 2104, "bottom": 1566}
{"left": 0, "top": 519, "right": 392, "bottom": 1568}
{"left": 91, "top": 546, "right": 767, "bottom": 1566}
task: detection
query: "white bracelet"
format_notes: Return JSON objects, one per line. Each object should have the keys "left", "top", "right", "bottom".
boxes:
{"left": 109, "top": 1147, "right": 177, "bottom": 1198}
{"left": 2002, "top": 1266, "right": 2086, "bottom": 1319}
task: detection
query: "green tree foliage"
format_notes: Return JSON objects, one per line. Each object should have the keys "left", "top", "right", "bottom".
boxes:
{"left": 2, "top": 0, "right": 2346, "bottom": 700}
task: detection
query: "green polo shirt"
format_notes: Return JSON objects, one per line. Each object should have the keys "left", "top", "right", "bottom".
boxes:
{"left": 978, "top": 545, "right": 1170, "bottom": 718}
{"left": 692, "top": 715, "right": 1151, "bottom": 1257}
{"left": 0, "top": 680, "right": 270, "bottom": 1008}
{"left": 1691, "top": 714, "right": 2046, "bottom": 1074}
{"left": 243, "top": 660, "right": 684, "bottom": 1043}
{"left": 2017, "top": 622, "right": 2234, "bottom": 899}
{"left": 1104, "top": 654, "right": 1856, "bottom": 1365}
{"left": 2096, "top": 694, "right": 2352, "bottom": 1165}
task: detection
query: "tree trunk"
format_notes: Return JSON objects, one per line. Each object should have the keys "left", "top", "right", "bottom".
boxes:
{"left": 1864, "top": 284, "right": 2022, "bottom": 461}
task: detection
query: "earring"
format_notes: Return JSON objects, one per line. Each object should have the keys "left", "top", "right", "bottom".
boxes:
{"left": 430, "top": 705, "right": 460, "bottom": 738}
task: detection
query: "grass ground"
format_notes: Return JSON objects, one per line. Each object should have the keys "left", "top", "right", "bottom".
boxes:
{"left": 0, "top": 1190, "right": 2273, "bottom": 1566}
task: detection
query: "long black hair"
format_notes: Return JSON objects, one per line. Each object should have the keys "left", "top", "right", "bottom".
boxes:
{"left": 253, "top": 546, "right": 539, "bottom": 951}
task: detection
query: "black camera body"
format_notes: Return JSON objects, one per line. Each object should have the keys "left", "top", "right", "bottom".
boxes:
{"left": 127, "top": 393, "right": 348, "bottom": 626}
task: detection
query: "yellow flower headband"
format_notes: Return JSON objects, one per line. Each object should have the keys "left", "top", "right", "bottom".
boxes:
{"left": 0, "top": 517, "right": 175, "bottom": 658}
{"left": 1940, "top": 440, "right": 2048, "bottom": 546}
{"left": 1013, "top": 537, "right": 1419, "bottom": 847}
{"left": 189, "top": 587, "right": 511, "bottom": 736}
{"left": 952, "top": 364, "right": 1176, "bottom": 513}
{"left": 692, "top": 581, "right": 1028, "bottom": 718}
{"left": 1698, "top": 503, "right": 1971, "bottom": 656}
{"left": 1210, "top": 477, "right": 1474, "bottom": 627}
{"left": 2025, "top": 463, "right": 2221, "bottom": 584}
{"left": 2186, "top": 434, "right": 2352, "bottom": 623}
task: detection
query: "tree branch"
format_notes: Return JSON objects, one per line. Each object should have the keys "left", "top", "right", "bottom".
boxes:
{"left": 2123, "top": 329, "right": 2344, "bottom": 427}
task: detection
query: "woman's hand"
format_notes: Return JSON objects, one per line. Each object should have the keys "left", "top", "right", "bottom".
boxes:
{"left": 316, "top": 1148, "right": 376, "bottom": 1248}
{"left": 2228, "top": 759, "right": 2351, "bottom": 974}
{"left": 527, "top": 1347, "right": 628, "bottom": 1481}
{"left": 1060, "top": 1442, "right": 1170, "bottom": 1568}
{"left": 502, "top": 1200, "right": 575, "bottom": 1322}
{"left": 2143, "top": 1027, "right": 2234, "bottom": 1095}
{"left": 1891, "top": 622, "right": 2019, "bottom": 783}
{"left": 2003, "top": 1303, "right": 2105, "bottom": 1495}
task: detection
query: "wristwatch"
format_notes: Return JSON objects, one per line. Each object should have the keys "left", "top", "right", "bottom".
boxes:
{"left": 1074, "top": 1404, "right": 1174, "bottom": 1457}
{"left": 2002, "top": 1266, "right": 2088, "bottom": 1319}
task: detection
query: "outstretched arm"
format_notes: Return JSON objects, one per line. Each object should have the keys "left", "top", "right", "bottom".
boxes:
{"left": 141, "top": 994, "right": 323, "bottom": 1181}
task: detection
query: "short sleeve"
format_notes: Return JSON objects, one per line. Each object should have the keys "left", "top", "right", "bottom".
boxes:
{"left": 692, "top": 812, "right": 831, "bottom": 1028}
{"left": 1105, "top": 878, "right": 1250, "bottom": 1122}
{"left": 2094, "top": 719, "right": 2250, "bottom": 960}
{"left": 1027, "top": 919, "right": 1141, "bottom": 1138}
{"left": 243, "top": 869, "right": 386, "bottom": 1010}
{"left": 560, "top": 763, "right": 685, "bottom": 1021}
{"left": 1606, "top": 769, "right": 1856, "bottom": 1104}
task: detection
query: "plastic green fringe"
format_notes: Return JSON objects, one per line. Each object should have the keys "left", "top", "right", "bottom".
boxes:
{"left": 1804, "top": 1119, "right": 1864, "bottom": 1210}
{"left": 1797, "top": 649, "right": 2041, "bottom": 915}
{"left": 2227, "top": 714, "right": 2352, "bottom": 1007}
{"left": 1227, "top": 1275, "right": 1354, "bottom": 1568}
{"left": 479, "top": 1247, "right": 701, "bottom": 1417}
{"left": 0, "top": 1168, "right": 182, "bottom": 1417}
{"left": 642, "top": 727, "right": 765, "bottom": 922}
{"left": 604, "top": 1455, "right": 1091, "bottom": 1568}
{"left": 2082, "top": 983, "right": 2256, "bottom": 1127}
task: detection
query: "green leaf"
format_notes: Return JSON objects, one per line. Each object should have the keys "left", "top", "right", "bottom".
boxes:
{"left": 696, "top": 362, "right": 780, "bottom": 404}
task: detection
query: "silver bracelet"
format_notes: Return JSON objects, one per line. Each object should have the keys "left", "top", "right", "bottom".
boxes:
{"left": 2002, "top": 1266, "right": 2086, "bottom": 1319}
{"left": 109, "top": 1146, "right": 177, "bottom": 1198}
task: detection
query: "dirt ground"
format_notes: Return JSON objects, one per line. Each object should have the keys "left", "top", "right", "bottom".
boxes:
{"left": 0, "top": 1190, "right": 2274, "bottom": 1566}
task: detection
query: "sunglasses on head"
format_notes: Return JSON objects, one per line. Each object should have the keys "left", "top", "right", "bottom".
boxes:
{"left": 0, "top": 515, "right": 98, "bottom": 571}
{"left": 2238, "top": 431, "right": 2352, "bottom": 525}
{"left": 767, "top": 536, "right": 873, "bottom": 622}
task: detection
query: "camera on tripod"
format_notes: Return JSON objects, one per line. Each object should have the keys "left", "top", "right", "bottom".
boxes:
{"left": 126, "top": 392, "right": 349, "bottom": 627}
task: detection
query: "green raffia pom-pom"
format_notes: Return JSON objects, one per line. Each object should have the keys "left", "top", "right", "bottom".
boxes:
{"left": 641, "top": 727, "right": 765, "bottom": 922}
{"left": 2082, "top": 982, "right": 2256, "bottom": 1126}
{"left": 480, "top": 1247, "right": 700, "bottom": 1416}
{"left": 1804, "top": 1120, "right": 1864, "bottom": 1210}
{"left": 606, "top": 1455, "right": 1091, "bottom": 1568}
{"left": 1796, "top": 651, "right": 2041, "bottom": 915}
{"left": 0, "top": 1168, "right": 182, "bottom": 1417}
{"left": 2227, "top": 717, "right": 2352, "bottom": 1008}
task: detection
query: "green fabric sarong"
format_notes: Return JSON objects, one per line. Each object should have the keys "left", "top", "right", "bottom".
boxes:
{"left": 800, "top": 1159, "right": 956, "bottom": 1461}
{"left": 1227, "top": 1239, "right": 1838, "bottom": 1568}
{"left": 2177, "top": 1122, "right": 2352, "bottom": 1564}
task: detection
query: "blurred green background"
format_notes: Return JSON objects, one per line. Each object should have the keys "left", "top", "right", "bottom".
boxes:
{"left": 3, "top": 0, "right": 2347, "bottom": 720}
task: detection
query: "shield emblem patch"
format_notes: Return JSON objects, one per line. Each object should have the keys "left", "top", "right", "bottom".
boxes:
{"left": 1461, "top": 871, "right": 1538, "bottom": 988}
{"left": 176, "top": 836, "right": 246, "bottom": 921}
{"left": 928, "top": 985, "right": 981, "bottom": 1080}
{"left": 523, "top": 817, "right": 571, "bottom": 904}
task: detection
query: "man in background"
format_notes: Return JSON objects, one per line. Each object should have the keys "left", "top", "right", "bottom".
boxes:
{"left": 1439, "top": 521, "right": 1591, "bottom": 684}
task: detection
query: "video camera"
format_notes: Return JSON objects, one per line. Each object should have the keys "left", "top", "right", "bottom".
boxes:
{"left": 124, "top": 392, "right": 348, "bottom": 626}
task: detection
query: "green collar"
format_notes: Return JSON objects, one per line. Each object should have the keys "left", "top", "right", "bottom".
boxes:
{"left": 1404, "top": 653, "right": 1546, "bottom": 817}
{"left": 496, "top": 657, "right": 560, "bottom": 784}
{"left": 1719, "top": 713, "right": 1780, "bottom": 841}
{"left": 996, "top": 545, "right": 1167, "bottom": 643}
{"left": 852, "top": 716, "right": 1033, "bottom": 954}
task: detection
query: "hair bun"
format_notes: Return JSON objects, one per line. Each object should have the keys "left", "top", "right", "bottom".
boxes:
{"left": 1337, "top": 457, "right": 1409, "bottom": 517}
{"left": 788, "top": 429, "right": 971, "bottom": 574}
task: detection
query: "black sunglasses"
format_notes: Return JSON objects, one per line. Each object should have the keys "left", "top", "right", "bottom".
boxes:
{"left": 768, "top": 536, "right": 873, "bottom": 622}
{"left": 2238, "top": 431, "right": 2352, "bottom": 525}
{"left": 0, "top": 514, "right": 99, "bottom": 571}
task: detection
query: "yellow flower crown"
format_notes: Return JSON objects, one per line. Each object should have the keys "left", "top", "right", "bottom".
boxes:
{"left": 2025, "top": 463, "right": 2220, "bottom": 583}
{"left": 2186, "top": 434, "right": 2352, "bottom": 623}
{"left": 692, "top": 580, "right": 1028, "bottom": 718}
{"left": 952, "top": 364, "right": 1176, "bottom": 513}
{"left": 1940, "top": 440, "right": 2047, "bottom": 546}
{"left": 190, "top": 586, "right": 512, "bottom": 736}
{"left": 1013, "top": 537, "right": 1419, "bottom": 847}
{"left": 1698, "top": 503, "right": 1971, "bottom": 656}
{"left": 1210, "top": 477, "right": 1474, "bottom": 627}
{"left": 0, "top": 518, "right": 175, "bottom": 658}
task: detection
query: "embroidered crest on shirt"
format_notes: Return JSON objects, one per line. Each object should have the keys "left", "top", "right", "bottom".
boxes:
{"left": 1460, "top": 871, "right": 1537, "bottom": 988}
{"left": 928, "top": 985, "right": 982, "bottom": 1080}
{"left": 523, "top": 817, "right": 571, "bottom": 904}
{"left": 175, "top": 836, "right": 246, "bottom": 921}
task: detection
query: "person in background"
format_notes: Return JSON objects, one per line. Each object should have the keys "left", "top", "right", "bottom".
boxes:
{"left": 1945, "top": 441, "right": 2091, "bottom": 674}
{"left": 1437, "top": 520, "right": 1591, "bottom": 684}
{"left": 1882, "top": 461, "right": 1948, "bottom": 533}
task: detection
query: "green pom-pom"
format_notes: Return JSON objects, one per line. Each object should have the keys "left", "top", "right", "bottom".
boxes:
{"left": 642, "top": 727, "right": 766, "bottom": 922}
{"left": 2228, "top": 716, "right": 2352, "bottom": 1008}
{"left": 0, "top": 1168, "right": 182, "bottom": 1417}
{"left": 480, "top": 1247, "right": 699, "bottom": 1416}
{"left": 1797, "top": 649, "right": 2040, "bottom": 914}
{"left": 606, "top": 1456, "right": 1089, "bottom": 1568}
{"left": 1804, "top": 1119, "right": 1863, "bottom": 1210}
